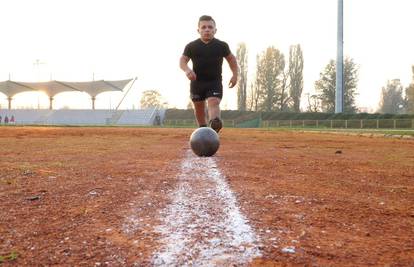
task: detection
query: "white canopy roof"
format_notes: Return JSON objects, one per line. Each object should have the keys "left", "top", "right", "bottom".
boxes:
{"left": 0, "top": 79, "right": 133, "bottom": 98}
{"left": 0, "top": 80, "right": 37, "bottom": 97}
{"left": 60, "top": 79, "right": 133, "bottom": 97}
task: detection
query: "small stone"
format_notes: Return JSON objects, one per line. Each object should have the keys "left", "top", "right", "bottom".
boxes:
{"left": 26, "top": 195, "right": 41, "bottom": 201}
{"left": 281, "top": 246, "right": 296, "bottom": 254}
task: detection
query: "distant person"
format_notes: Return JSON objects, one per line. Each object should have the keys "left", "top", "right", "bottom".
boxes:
{"left": 10, "top": 115, "right": 15, "bottom": 124}
{"left": 4, "top": 115, "right": 8, "bottom": 124}
{"left": 0, "top": 115, "right": 2, "bottom": 124}
{"left": 154, "top": 114, "right": 161, "bottom": 126}
{"left": 180, "top": 15, "right": 238, "bottom": 133}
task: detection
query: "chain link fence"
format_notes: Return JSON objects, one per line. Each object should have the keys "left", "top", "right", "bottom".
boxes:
{"left": 164, "top": 119, "right": 414, "bottom": 129}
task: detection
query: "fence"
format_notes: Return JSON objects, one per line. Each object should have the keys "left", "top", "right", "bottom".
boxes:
{"left": 262, "top": 119, "right": 414, "bottom": 129}
{"left": 164, "top": 119, "right": 414, "bottom": 129}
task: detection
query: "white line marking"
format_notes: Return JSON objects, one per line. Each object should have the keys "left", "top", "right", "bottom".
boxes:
{"left": 152, "top": 150, "right": 261, "bottom": 266}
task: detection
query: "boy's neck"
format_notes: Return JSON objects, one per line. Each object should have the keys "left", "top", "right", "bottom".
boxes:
{"left": 200, "top": 37, "right": 214, "bottom": 44}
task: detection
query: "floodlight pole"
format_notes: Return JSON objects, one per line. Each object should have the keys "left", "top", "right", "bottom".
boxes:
{"left": 335, "top": 0, "right": 344, "bottom": 113}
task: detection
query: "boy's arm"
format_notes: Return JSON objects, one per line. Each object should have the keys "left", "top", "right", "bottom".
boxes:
{"left": 225, "top": 53, "right": 238, "bottom": 88}
{"left": 180, "top": 55, "right": 196, "bottom": 81}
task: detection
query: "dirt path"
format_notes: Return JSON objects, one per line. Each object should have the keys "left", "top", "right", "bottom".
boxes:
{"left": 1, "top": 127, "right": 413, "bottom": 266}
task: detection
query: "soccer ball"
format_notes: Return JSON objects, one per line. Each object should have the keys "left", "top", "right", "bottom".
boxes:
{"left": 189, "top": 127, "right": 220, "bottom": 157}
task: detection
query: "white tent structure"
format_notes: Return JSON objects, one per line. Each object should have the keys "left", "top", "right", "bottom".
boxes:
{"left": 0, "top": 80, "right": 37, "bottom": 109}
{"left": 0, "top": 79, "right": 134, "bottom": 109}
{"left": 58, "top": 79, "right": 133, "bottom": 109}
{"left": 0, "top": 77, "right": 166, "bottom": 126}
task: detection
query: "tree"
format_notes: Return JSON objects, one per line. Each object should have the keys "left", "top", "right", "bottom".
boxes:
{"left": 378, "top": 79, "right": 404, "bottom": 114}
{"left": 255, "top": 46, "right": 285, "bottom": 111}
{"left": 288, "top": 44, "right": 304, "bottom": 112}
{"left": 140, "top": 90, "right": 165, "bottom": 109}
{"left": 315, "top": 60, "right": 335, "bottom": 112}
{"left": 342, "top": 58, "right": 359, "bottom": 113}
{"left": 404, "top": 66, "right": 414, "bottom": 113}
{"left": 236, "top": 43, "right": 248, "bottom": 111}
{"left": 246, "top": 83, "right": 254, "bottom": 111}
{"left": 246, "top": 72, "right": 260, "bottom": 111}
{"left": 315, "top": 57, "right": 359, "bottom": 113}
{"left": 279, "top": 68, "right": 290, "bottom": 111}
{"left": 306, "top": 94, "right": 321, "bottom": 112}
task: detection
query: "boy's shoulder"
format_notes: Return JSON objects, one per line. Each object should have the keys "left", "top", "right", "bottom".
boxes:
{"left": 214, "top": 38, "right": 229, "bottom": 46}
{"left": 187, "top": 38, "right": 202, "bottom": 46}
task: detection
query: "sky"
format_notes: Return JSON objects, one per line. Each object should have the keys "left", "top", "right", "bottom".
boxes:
{"left": 0, "top": 0, "right": 413, "bottom": 111}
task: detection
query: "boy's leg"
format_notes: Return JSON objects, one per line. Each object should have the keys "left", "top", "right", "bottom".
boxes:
{"left": 193, "top": 100, "right": 207, "bottom": 127}
{"left": 207, "top": 97, "right": 221, "bottom": 120}
{"left": 207, "top": 97, "right": 222, "bottom": 133}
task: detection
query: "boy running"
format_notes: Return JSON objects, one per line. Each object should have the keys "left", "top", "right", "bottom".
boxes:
{"left": 180, "top": 15, "right": 238, "bottom": 133}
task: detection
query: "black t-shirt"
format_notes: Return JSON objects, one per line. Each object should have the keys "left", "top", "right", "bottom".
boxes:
{"left": 183, "top": 38, "right": 231, "bottom": 82}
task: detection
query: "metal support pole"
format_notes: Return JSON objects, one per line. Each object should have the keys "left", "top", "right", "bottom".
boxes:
{"left": 335, "top": 0, "right": 344, "bottom": 113}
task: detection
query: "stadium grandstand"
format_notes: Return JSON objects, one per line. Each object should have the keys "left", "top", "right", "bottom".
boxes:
{"left": 0, "top": 78, "right": 165, "bottom": 126}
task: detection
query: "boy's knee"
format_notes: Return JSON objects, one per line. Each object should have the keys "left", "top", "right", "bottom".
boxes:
{"left": 207, "top": 97, "right": 221, "bottom": 106}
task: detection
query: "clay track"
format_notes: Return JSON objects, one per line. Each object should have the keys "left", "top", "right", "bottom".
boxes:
{"left": 0, "top": 127, "right": 413, "bottom": 266}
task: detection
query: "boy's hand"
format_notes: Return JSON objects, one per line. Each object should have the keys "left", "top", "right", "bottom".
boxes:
{"left": 185, "top": 70, "right": 197, "bottom": 81}
{"left": 228, "top": 75, "right": 237, "bottom": 88}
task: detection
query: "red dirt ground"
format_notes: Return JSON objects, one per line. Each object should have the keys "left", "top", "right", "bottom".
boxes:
{"left": 0, "top": 127, "right": 413, "bottom": 266}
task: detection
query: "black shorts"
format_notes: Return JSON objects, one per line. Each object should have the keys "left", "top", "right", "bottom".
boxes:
{"left": 190, "top": 80, "right": 223, "bottom": 102}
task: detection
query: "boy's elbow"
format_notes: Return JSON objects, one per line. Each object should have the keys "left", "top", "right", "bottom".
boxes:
{"left": 180, "top": 56, "right": 189, "bottom": 67}
{"left": 228, "top": 54, "right": 237, "bottom": 66}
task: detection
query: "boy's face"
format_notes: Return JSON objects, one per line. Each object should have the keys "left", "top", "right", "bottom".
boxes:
{"left": 197, "top": 20, "right": 216, "bottom": 42}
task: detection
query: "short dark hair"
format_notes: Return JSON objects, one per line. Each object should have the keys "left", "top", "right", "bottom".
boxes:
{"left": 198, "top": 15, "right": 215, "bottom": 25}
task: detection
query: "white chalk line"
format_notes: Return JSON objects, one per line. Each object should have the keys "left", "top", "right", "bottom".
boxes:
{"left": 151, "top": 150, "right": 261, "bottom": 266}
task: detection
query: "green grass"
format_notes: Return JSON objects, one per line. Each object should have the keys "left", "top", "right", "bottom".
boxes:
{"left": 0, "top": 251, "right": 18, "bottom": 263}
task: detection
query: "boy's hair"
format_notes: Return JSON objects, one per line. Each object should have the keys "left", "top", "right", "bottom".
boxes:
{"left": 198, "top": 15, "right": 215, "bottom": 26}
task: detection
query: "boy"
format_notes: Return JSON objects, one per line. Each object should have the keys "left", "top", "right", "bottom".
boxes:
{"left": 180, "top": 15, "right": 238, "bottom": 133}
